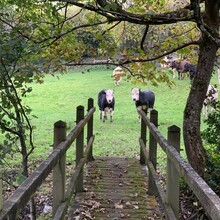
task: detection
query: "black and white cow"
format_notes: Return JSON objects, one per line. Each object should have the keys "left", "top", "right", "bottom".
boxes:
{"left": 98, "top": 89, "right": 115, "bottom": 122}
{"left": 203, "top": 85, "right": 218, "bottom": 117}
{"left": 131, "top": 88, "right": 155, "bottom": 120}
{"left": 184, "top": 63, "right": 197, "bottom": 82}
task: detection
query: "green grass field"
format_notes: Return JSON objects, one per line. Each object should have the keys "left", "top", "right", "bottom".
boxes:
{"left": 21, "top": 67, "right": 218, "bottom": 166}
{"left": 20, "top": 67, "right": 217, "bottom": 163}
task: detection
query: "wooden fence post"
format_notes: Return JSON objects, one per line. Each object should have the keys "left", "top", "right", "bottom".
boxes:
{"left": 167, "top": 125, "right": 180, "bottom": 219}
{"left": 148, "top": 109, "right": 158, "bottom": 196}
{"left": 76, "top": 105, "right": 84, "bottom": 192}
{"left": 52, "top": 120, "right": 66, "bottom": 216}
{"left": 140, "top": 108, "right": 147, "bottom": 164}
{"left": 87, "top": 98, "right": 94, "bottom": 162}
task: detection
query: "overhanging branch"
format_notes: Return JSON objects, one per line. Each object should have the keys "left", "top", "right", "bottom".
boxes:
{"left": 51, "top": 0, "right": 195, "bottom": 24}
{"left": 140, "top": 25, "right": 149, "bottom": 51}
{"left": 65, "top": 40, "right": 199, "bottom": 66}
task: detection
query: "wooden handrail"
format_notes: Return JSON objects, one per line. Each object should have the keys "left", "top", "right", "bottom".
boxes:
{"left": 53, "top": 135, "right": 95, "bottom": 220}
{"left": 139, "top": 109, "right": 220, "bottom": 220}
{"left": 0, "top": 99, "right": 95, "bottom": 220}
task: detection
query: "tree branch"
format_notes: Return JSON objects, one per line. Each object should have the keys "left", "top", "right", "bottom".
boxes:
{"left": 52, "top": 0, "right": 195, "bottom": 24}
{"left": 65, "top": 40, "right": 199, "bottom": 66}
{"left": 191, "top": 0, "right": 220, "bottom": 45}
{"left": 52, "top": 0, "right": 219, "bottom": 45}
{"left": 140, "top": 25, "right": 149, "bottom": 51}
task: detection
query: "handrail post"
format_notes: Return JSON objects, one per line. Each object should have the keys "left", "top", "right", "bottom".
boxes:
{"left": 52, "top": 120, "right": 66, "bottom": 216}
{"left": 167, "top": 125, "right": 180, "bottom": 219}
{"left": 87, "top": 98, "right": 94, "bottom": 161}
{"left": 148, "top": 109, "right": 158, "bottom": 195}
{"left": 140, "top": 108, "right": 147, "bottom": 164}
{"left": 76, "top": 105, "right": 84, "bottom": 192}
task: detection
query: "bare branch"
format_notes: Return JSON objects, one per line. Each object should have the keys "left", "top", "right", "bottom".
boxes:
{"left": 140, "top": 25, "right": 149, "bottom": 51}
{"left": 51, "top": 0, "right": 195, "bottom": 24}
{"left": 51, "top": 0, "right": 219, "bottom": 45}
{"left": 102, "top": 21, "right": 121, "bottom": 35}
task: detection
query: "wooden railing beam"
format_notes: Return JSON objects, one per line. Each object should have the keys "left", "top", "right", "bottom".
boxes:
{"left": 139, "top": 108, "right": 220, "bottom": 220}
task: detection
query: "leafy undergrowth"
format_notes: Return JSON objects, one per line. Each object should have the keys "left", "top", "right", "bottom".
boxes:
{"left": 179, "top": 187, "right": 210, "bottom": 220}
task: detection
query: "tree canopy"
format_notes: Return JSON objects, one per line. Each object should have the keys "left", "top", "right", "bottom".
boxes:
{"left": 0, "top": 0, "right": 219, "bottom": 177}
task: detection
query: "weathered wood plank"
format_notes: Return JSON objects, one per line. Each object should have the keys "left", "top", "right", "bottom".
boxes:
{"left": 68, "top": 157, "right": 163, "bottom": 219}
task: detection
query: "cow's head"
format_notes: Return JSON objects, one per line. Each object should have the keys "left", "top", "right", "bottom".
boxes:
{"left": 105, "top": 89, "right": 114, "bottom": 103}
{"left": 170, "top": 60, "right": 180, "bottom": 69}
{"left": 131, "top": 88, "right": 140, "bottom": 101}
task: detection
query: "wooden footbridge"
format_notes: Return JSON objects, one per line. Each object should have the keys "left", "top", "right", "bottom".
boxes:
{"left": 0, "top": 98, "right": 220, "bottom": 220}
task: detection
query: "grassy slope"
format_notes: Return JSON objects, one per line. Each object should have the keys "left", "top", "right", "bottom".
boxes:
{"left": 23, "top": 68, "right": 218, "bottom": 164}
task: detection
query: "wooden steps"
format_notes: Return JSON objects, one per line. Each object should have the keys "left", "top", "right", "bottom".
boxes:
{"left": 68, "top": 157, "right": 163, "bottom": 219}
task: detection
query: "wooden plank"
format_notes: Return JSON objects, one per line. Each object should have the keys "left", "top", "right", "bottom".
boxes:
{"left": 68, "top": 157, "right": 163, "bottom": 219}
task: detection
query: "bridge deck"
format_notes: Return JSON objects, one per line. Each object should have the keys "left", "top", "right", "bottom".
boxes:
{"left": 68, "top": 156, "right": 163, "bottom": 219}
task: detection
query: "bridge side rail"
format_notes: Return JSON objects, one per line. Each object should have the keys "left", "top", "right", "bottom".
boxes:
{"left": 0, "top": 98, "right": 95, "bottom": 220}
{"left": 139, "top": 109, "right": 220, "bottom": 220}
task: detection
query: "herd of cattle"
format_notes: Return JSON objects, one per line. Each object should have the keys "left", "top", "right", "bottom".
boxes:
{"left": 98, "top": 85, "right": 218, "bottom": 123}
{"left": 111, "top": 57, "right": 199, "bottom": 85}
{"left": 98, "top": 60, "right": 219, "bottom": 122}
{"left": 162, "top": 56, "right": 197, "bottom": 81}
{"left": 98, "top": 88, "right": 155, "bottom": 123}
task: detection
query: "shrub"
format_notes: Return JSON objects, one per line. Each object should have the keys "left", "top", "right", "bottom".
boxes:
{"left": 202, "top": 101, "right": 220, "bottom": 196}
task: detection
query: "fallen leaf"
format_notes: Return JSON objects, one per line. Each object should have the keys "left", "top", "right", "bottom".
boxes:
{"left": 114, "top": 203, "right": 123, "bottom": 209}
{"left": 133, "top": 205, "right": 139, "bottom": 209}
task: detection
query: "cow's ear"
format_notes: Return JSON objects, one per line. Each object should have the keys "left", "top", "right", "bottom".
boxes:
{"left": 139, "top": 88, "right": 141, "bottom": 91}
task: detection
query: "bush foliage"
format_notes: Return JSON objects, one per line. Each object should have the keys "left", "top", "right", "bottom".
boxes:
{"left": 202, "top": 101, "right": 220, "bottom": 196}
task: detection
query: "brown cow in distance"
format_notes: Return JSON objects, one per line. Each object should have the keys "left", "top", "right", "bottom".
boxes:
{"left": 169, "top": 60, "right": 190, "bottom": 80}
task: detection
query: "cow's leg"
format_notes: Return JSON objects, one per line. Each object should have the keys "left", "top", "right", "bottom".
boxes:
{"left": 100, "top": 110, "right": 102, "bottom": 120}
{"left": 136, "top": 106, "right": 142, "bottom": 122}
{"left": 109, "top": 109, "right": 114, "bottom": 123}
{"left": 104, "top": 108, "right": 108, "bottom": 120}
{"left": 178, "top": 72, "right": 180, "bottom": 80}
{"left": 173, "top": 69, "right": 177, "bottom": 78}
{"left": 102, "top": 110, "right": 106, "bottom": 122}
{"left": 203, "top": 105, "right": 208, "bottom": 118}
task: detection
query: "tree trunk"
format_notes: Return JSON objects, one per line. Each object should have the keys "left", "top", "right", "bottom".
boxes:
{"left": 183, "top": 0, "right": 219, "bottom": 177}
{"left": 183, "top": 36, "right": 218, "bottom": 177}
